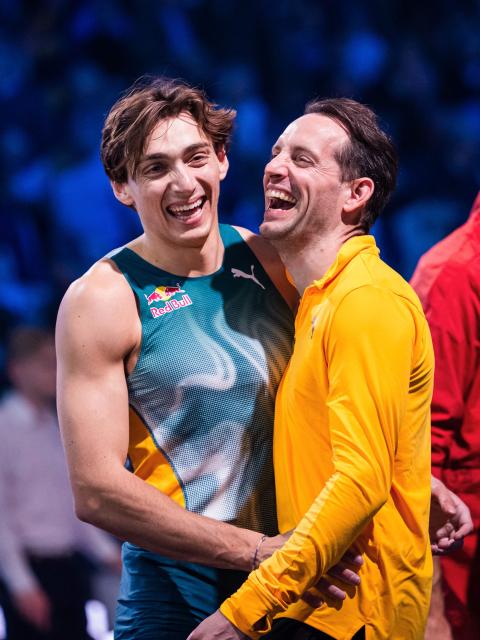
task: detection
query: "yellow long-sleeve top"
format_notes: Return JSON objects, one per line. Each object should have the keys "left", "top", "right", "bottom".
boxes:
{"left": 220, "top": 235, "right": 434, "bottom": 639}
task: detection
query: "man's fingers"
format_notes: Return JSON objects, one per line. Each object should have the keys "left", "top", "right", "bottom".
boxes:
{"left": 315, "top": 577, "right": 347, "bottom": 601}
{"left": 432, "top": 537, "right": 464, "bottom": 556}
{"left": 301, "top": 590, "right": 324, "bottom": 609}
{"left": 341, "top": 551, "right": 364, "bottom": 567}
{"left": 301, "top": 578, "right": 348, "bottom": 608}
{"left": 327, "top": 563, "right": 361, "bottom": 586}
{"left": 453, "top": 522, "right": 472, "bottom": 539}
{"left": 435, "top": 521, "right": 455, "bottom": 540}
{"left": 437, "top": 494, "right": 457, "bottom": 516}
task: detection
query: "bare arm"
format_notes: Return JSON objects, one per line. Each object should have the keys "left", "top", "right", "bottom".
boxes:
{"left": 56, "top": 260, "right": 261, "bottom": 571}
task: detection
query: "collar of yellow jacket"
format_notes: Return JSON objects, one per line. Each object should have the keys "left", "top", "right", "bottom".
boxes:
{"left": 307, "top": 234, "right": 379, "bottom": 292}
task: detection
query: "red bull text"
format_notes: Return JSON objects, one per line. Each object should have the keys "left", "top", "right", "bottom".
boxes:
{"left": 145, "top": 285, "right": 192, "bottom": 318}
{"left": 150, "top": 294, "right": 193, "bottom": 318}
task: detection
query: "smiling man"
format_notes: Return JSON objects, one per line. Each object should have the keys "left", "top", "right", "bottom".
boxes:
{"left": 188, "top": 99, "right": 436, "bottom": 640}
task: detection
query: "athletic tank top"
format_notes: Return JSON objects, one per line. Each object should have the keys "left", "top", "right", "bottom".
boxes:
{"left": 109, "top": 225, "right": 294, "bottom": 535}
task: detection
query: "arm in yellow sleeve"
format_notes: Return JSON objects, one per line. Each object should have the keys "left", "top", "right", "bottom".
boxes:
{"left": 220, "top": 285, "right": 416, "bottom": 637}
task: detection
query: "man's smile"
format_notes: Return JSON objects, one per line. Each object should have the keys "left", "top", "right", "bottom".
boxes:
{"left": 265, "top": 188, "right": 297, "bottom": 211}
{"left": 166, "top": 196, "right": 207, "bottom": 222}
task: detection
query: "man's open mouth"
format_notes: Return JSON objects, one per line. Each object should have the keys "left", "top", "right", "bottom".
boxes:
{"left": 265, "top": 189, "right": 296, "bottom": 211}
{"left": 167, "top": 196, "right": 207, "bottom": 219}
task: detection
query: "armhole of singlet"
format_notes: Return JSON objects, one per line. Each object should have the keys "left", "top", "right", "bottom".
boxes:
{"left": 107, "top": 250, "right": 146, "bottom": 380}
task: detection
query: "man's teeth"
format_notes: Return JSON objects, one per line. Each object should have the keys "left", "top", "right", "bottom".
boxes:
{"left": 169, "top": 198, "right": 203, "bottom": 214}
{"left": 265, "top": 189, "right": 296, "bottom": 204}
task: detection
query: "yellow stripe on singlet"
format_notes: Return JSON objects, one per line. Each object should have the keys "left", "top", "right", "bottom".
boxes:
{"left": 128, "top": 407, "right": 186, "bottom": 508}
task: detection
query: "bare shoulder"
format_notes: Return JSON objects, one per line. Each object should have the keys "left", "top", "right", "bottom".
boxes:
{"left": 233, "top": 226, "right": 279, "bottom": 262}
{"left": 233, "top": 226, "right": 298, "bottom": 309}
{"left": 56, "top": 257, "right": 139, "bottom": 363}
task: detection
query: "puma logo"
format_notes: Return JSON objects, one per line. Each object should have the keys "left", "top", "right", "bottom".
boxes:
{"left": 310, "top": 300, "right": 330, "bottom": 337}
{"left": 231, "top": 265, "right": 265, "bottom": 290}
{"left": 311, "top": 312, "right": 319, "bottom": 338}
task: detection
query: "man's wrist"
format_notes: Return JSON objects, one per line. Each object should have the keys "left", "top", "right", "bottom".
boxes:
{"left": 252, "top": 535, "right": 267, "bottom": 570}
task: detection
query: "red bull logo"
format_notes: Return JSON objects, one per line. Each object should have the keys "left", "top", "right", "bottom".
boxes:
{"left": 145, "top": 285, "right": 185, "bottom": 305}
{"left": 145, "top": 284, "right": 192, "bottom": 318}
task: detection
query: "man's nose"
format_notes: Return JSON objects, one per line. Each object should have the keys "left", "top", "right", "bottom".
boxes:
{"left": 265, "top": 153, "right": 288, "bottom": 179}
{"left": 172, "top": 164, "right": 196, "bottom": 192}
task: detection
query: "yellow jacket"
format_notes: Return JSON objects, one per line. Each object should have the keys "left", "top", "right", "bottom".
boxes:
{"left": 221, "top": 236, "right": 433, "bottom": 639}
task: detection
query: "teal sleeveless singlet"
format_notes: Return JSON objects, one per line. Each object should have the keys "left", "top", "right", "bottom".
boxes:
{"left": 109, "top": 224, "right": 294, "bottom": 536}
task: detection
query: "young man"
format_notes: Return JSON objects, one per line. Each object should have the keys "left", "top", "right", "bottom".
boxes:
{"left": 56, "top": 78, "right": 362, "bottom": 640}
{"left": 188, "top": 99, "right": 445, "bottom": 640}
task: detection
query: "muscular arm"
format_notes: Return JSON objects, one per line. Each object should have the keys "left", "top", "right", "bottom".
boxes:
{"left": 56, "top": 260, "right": 262, "bottom": 571}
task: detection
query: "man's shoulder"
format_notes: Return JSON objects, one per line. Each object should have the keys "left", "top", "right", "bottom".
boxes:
{"left": 342, "top": 251, "right": 419, "bottom": 302}
{"left": 61, "top": 257, "right": 132, "bottom": 311}
{"left": 232, "top": 226, "right": 281, "bottom": 263}
{"left": 57, "top": 257, "right": 139, "bottom": 355}
{"left": 232, "top": 226, "right": 298, "bottom": 309}
{"left": 330, "top": 254, "right": 424, "bottom": 325}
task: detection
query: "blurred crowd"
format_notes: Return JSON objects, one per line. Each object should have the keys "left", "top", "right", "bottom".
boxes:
{"left": 1, "top": 0, "right": 480, "bottom": 376}
{"left": 0, "top": 1, "right": 479, "bottom": 637}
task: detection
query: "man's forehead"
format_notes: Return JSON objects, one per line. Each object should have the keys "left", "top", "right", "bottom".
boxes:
{"left": 146, "top": 112, "right": 210, "bottom": 150}
{"left": 274, "top": 113, "right": 348, "bottom": 149}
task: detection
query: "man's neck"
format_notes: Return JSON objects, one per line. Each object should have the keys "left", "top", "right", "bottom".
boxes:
{"left": 132, "top": 226, "right": 224, "bottom": 277}
{"left": 276, "top": 227, "right": 364, "bottom": 295}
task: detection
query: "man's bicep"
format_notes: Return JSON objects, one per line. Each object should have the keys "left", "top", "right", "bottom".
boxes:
{"left": 56, "top": 284, "right": 133, "bottom": 487}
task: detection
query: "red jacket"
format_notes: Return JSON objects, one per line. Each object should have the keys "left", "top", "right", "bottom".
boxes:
{"left": 411, "top": 192, "right": 480, "bottom": 481}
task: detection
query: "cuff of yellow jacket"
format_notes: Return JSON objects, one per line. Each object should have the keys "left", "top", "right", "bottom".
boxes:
{"left": 219, "top": 577, "right": 285, "bottom": 639}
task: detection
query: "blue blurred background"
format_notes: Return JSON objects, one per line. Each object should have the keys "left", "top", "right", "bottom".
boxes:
{"left": 1, "top": 0, "right": 480, "bottom": 378}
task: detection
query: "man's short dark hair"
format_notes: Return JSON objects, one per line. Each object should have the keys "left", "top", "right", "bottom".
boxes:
{"left": 304, "top": 98, "right": 398, "bottom": 231}
{"left": 101, "top": 76, "right": 236, "bottom": 184}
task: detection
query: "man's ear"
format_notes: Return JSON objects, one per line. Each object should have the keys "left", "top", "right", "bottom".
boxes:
{"left": 216, "top": 147, "right": 229, "bottom": 181}
{"left": 343, "top": 177, "right": 374, "bottom": 214}
{"left": 111, "top": 181, "right": 135, "bottom": 207}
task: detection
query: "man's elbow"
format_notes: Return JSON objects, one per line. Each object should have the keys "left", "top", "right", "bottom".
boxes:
{"left": 72, "top": 479, "right": 110, "bottom": 526}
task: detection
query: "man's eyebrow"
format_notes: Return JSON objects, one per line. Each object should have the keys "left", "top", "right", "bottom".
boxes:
{"left": 183, "top": 142, "right": 211, "bottom": 154}
{"left": 292, "top": 145, "right": 318, "bottom": 158}
{"left": 270, "top": 144, "right": 318, "bottom": 159}
{"left": 140, "top": 143, "right": 211, "bottom": 164}
{"left": 140, "top": 153, "right": 168, "bottom": 163}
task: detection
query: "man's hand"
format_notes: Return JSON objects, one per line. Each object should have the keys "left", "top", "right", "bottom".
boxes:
{"left": 259, "top": 532, "right": 362, "bottom": 604}
{"left": 302, "top": 551, "right": 363, "bottom": 608}
{"left": 430, "top": 476, "right": 473, "bottom": 555}
{"left": 187, "top": 609, "right": 248, "bottom": 639}
{"left": 12, "top": 587, "right": 51, "bottom": 631}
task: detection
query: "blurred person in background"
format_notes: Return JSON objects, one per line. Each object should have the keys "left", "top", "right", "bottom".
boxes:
{"left": 0, "top": 327, "right": 120, "bottom": 640}
{"left": 411, "top": 191, "right": 480, "bottom": 640}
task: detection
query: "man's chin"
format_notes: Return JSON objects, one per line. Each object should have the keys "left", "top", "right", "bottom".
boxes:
{"left": 259, "top": 218, "right": 291, "bottom": 242}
